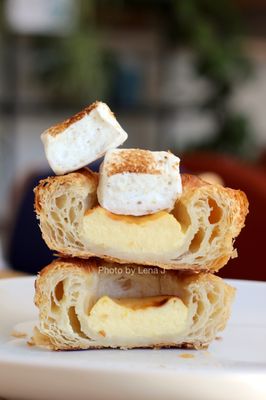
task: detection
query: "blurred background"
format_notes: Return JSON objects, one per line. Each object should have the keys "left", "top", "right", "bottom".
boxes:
{"left": 0, "top": 0, "right": 265, "bottom": 279}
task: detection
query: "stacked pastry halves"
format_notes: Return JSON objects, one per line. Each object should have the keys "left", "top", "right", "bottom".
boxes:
{"left": 33, "top": 102, "right": 248, "bottom": 350}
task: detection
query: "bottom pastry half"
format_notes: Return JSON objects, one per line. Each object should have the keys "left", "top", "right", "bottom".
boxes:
{"left": 33, "top": 258, "right": 235, "bottom": 350}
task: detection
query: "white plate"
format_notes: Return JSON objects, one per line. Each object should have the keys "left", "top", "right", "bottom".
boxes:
{"left": 0, "top": 277, "right": 266, "bottom": 400}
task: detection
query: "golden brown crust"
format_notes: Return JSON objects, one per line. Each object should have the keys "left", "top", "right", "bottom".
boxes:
{"left": 107, "top": 149, "right": 161, "bottom": 176}
{"left": 181, "top": 173, "right": 208, "bottom": 190}
{"left": 45, "top": 102, "right": 100, "bottom": 137}
{"left": 34, "top": 168, "right": 98, "bottom": 214}
{"left": 181, "top": 173, "right": 249, "bottom": 237}
{"left": 34, "top": 257, "right": 97, "bottom": 308}
{"left": 54, "top": 252, "right": 229, "bottom": 273}
{"left": 37, "top": 257, "right": 98, "bottom": 278}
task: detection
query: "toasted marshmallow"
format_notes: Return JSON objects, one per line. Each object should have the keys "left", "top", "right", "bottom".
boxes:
{"left": 97, "top": 149, "right": 182, "bottom": 215}
{"left": 41, "top": 101, "right": 128, "bottom": 175}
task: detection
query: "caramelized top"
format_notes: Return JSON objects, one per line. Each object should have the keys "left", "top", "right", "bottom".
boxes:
{"left": 46, "top": 102, "right": 99, "bottom": 136}
{"left": 112, "top": 295, "right": 178, "bottom": 310}
{"left": 85, "top": 206, "right": 168, "bottom": 224}
{"left": 106, "top": 149, "right": 162, "bottom": 176}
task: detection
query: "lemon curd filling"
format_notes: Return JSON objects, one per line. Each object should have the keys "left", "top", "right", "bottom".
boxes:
{"left": 82, "top": 206, "right": 185, "bottom": 256}
{"left": 86, "top": 295, "right": 188, "bottom": 340}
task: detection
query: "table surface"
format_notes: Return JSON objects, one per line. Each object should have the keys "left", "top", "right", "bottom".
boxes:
{"left": 0, "top": 270, "right": 28, "bottom": 400}
{"left": 0, "top": 270, "right": 27, "bottom": 279}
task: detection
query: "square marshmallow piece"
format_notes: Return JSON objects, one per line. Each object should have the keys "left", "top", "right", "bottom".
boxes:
{"left": 97, "top": 149, "right": 182, "bottom": 216}
{"left": 41, "top": 102, "right": 128, "bottom": 175}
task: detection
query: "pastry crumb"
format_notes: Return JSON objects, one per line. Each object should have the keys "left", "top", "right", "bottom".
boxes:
{"left": 27, "top": 338, "right": 36, "bottom": 347}
{"left": 179, "top": 353, "right": 195, "bottom": 359}
{"left": 11, "top": 330, "right": 27, "bottom": 339}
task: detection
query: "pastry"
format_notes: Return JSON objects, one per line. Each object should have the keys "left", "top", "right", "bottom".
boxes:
{"left": 34, "top": 258, "right": 235, "bottom": 350}
{"left": 34, "top": 169, "right": 248, "bottom": 272}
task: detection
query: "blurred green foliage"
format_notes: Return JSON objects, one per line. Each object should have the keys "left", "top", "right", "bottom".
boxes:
{"left": 31, "top": 1, "right": 109, "bottom": 104}
{"left": 170, "top": 0, "right": 256, "bottom": 159}
{"left": 33, "top": 30, "right": 109, "bottom": 104}
{"left": 195, "top": 113, "right": 257, "bottom": 159}
{"left": 109, "top": 0, "right": 256, "bottom": 159}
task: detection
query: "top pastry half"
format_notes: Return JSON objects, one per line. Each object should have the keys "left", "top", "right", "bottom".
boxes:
{"left": 34, "top": 165, "right": 248, "bottom": 272}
